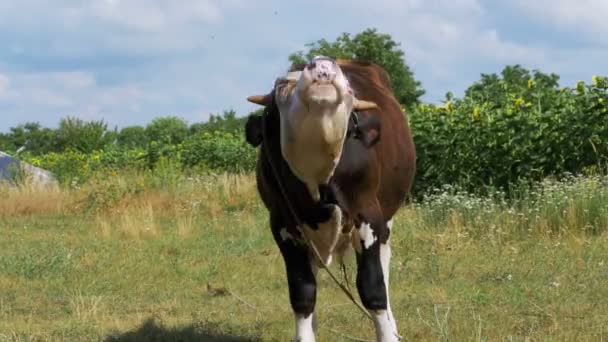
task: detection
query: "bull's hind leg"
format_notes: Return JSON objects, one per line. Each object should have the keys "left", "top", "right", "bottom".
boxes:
{"left": 353, "top": 207, "right": 399, "bottom": 342}
{"left": 271, "top": 215, "right": 317, "bottom": 342}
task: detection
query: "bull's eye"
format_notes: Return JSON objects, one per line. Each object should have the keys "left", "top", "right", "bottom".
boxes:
{"left": 274, "top": 78, "right": 287, "bottom": 88}
{"left": 273, "top": 79, "right": 296, "bottom": 104}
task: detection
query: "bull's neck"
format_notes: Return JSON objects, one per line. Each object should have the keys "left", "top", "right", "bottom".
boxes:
{"left": 291, "top": 108, "right": 347, "bottom": 143}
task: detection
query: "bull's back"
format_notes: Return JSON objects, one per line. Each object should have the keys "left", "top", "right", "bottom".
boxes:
{"left": 339, "top": 60, "right": 416, "bottom": 218}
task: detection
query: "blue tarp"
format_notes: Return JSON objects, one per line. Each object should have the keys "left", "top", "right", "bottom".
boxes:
{"left": 0, "top": 151, "right": 55, "bottom": 185}
{"left": 0, "top": 152, "right": 20, "bottom": 181}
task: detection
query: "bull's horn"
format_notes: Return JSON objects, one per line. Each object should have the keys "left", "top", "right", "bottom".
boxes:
{"left": 353, "top": 99, "right": 378, "bottom": 111}
{"left": 247, "top": 94, "right": 272, "bottom": 106}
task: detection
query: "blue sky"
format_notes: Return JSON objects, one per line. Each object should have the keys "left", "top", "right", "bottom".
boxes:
{"left": 1, "top": 0, "right": 607, "bottom": 131}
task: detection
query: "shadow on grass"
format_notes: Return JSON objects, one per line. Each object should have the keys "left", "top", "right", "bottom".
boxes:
{"left": 104, "top": 318, "right": 258, "bottom": 342}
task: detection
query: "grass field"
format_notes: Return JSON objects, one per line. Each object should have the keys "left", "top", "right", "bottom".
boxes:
{"left": 1, "top": 173, "right": 608, "bottom": 341}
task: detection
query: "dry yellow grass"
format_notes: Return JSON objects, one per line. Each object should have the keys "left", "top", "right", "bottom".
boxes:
{"left": 0, "top": 183, "right": 70, "bottom": 216}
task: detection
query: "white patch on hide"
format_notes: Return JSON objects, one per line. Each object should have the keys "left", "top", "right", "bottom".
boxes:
{"left": 300, "top": 205, "right": 342, "bottom": 267}
{"left": 379, "top": 218, "right": 398, "bottom": 336}
{"left": 360, "top": 223, "right": 377, "bottom": 250}
{"left": 380, "top": 241, "right": 398, "bottom": 335}
{"left": 351, "top": 222, "right": 378, "bottom": 253}
{"left": 370, "top": 309, "right": 400, "bottom": 342}
{"left": 294, "top": 313, "right": 315, "bottom": 342}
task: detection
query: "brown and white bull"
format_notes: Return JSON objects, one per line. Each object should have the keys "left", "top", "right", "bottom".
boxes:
{"left": 246, "top": 57, "right": 416, "bottom": 342}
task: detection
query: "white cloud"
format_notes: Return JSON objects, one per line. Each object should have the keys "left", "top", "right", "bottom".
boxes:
{"left": 0, "top": 0, "right": 251, "bottom": 57}
{"left": 0, "top": 0, "right": 240, "bottom": 29}
{"left": 411, "top": 5, "right": 534, "bottom": 62}
{"left": 0, "top": 70, "right": 143, "bottom": 123}
{"left": 0, "top": 58, "right": 245, "bottom": 129}
{"left": 88, "top": 0, "right": 227, "bottom": 32}
{"left": 52, "top": 72, "right": 96, "bottom": 90}
{"left": 338, "top": 0, "right": 545, "bottom": 96}
{"left": 341, "top": 0, "right": 482, "bottom": 16}
{"left": 475, "top": 30, "right": 546, "bottom": 63}
{"left": 0, "top": 73, "right": 9, "bottom": 95}
{"left": 514, "top": 0, "right": 608, "bottom": 45}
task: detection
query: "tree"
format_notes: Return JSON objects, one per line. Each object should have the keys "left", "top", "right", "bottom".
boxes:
{"left": 54, "top": 117, "right": 115, "bottom": 153}
{"left": 145, "top": 116, "right": 189, "bottom": 145}
{"left": 117, "top": 125, "right": 148, "bottom": 149}
{"left": 0, "top": 122, "right": 56, "bottom": 154}
{"left": 464, "top": 65, "right": 561, "bottom": 109}
{"left": 190, "top": 110, "right": 250, "bottom": 135}
{"left": 0, "top": 132, "right": 8, "bottom": 151}
{"left": 289, "top": 28, "right": 424, "bottom": 106}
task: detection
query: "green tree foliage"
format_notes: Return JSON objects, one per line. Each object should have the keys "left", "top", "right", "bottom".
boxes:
{"left": 181, "top": 131, "right": 256, "bottom": 173}
{"left": 117, "top": 126, "right": 148, "bottom": 149}
{"left": 289, "top": 28, "right": 424, "bottom": 106}
{"left": 189, "top": 110, "right": 250, "bottom": 135}
{"left": 145, "top": 116, "right": 189, "bottom": 145}
{"left": 54, "top": 117, "right": 115, "bottom": 153}
{"left": 464, "top": 65, "right": 561, "bottom": 110}
{"left": 0, "top": 133, "right": 8, "bottom": 151}
{"left": 411, "top": 66, "right": 608, "bottom": 195}
{"left": 0, "top": 122, "right": 56, "bottom": 155}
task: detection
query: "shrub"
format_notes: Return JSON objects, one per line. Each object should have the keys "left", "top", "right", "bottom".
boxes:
{"left": 181, "top": 131, "right": 256, "bottom": 173}
{"left": 117, "top": 126, "right": 148, "bottom": 149}
{"left": 145, "top": 116, "right": 189, "bottom": 146}
{"left": 409, "top": 68, "right": 608, "bottom": 195}
{"left": 23, "top": 148, "right": 146, "bottom": 185}
{"left": 54, "top": 117, "right": 116, "bottom": 153}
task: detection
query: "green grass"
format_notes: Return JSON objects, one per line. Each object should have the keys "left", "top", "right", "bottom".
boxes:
{"left": 1, "top": 174, "right": 608, "bottom": 341}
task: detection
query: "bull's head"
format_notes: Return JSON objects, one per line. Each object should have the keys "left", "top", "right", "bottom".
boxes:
{"left": 247, "top": 57, "right": 377, "bottom": 114}
{"left": 246, "top": 57, "right": 378, "bottom": 201}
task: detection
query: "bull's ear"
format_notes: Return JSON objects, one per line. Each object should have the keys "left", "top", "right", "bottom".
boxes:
{"left": 247, "top": 94, "right": 272, "bottom": 106}
{"left": 353, "top": 99, "right": 378, "bottom": 111}
{"left": 245, "top": 115, "right": 264, "bottom": 147}
{"left": 361, "top": 118, "right": 381, "bottom": 148}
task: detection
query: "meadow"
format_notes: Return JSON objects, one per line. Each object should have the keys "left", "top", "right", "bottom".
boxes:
{"left": 1, "top": 171, "right": 607, "bottom": 341}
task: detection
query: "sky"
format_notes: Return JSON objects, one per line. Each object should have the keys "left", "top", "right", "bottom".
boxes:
{"left": 0, "top": 0, "right": 607, "bottom": 131}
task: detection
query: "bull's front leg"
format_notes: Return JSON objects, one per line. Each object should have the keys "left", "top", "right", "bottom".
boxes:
{"left": 353, "top": 207, "right": 399, "bottom": 342}
{"left": 272, "top": 215, "right": 318, "bottom": 342}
